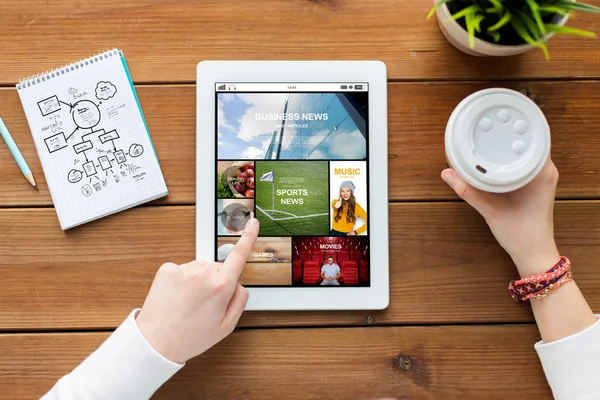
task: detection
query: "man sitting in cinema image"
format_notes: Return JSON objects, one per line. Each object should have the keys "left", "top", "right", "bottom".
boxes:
{"left": 320, "top": 256, "right": 341, "bottom": 286}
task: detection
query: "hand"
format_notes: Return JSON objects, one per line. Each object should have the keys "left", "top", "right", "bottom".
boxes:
{"left": 334, "top": 197, "right": 342, "bottom": 209}
{"left": 347, "top": 230, "right": 357, "bottom": 236}
{"left": 135, "top": 218, "right": 260, "bottom": 364}
{"left": 441, "top": 159, "right": 560, "bottom": 277}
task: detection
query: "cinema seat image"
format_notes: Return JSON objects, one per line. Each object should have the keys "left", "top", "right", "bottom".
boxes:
{"left": 325, "top": 250, "right": 337, "bottom": 262}
{"left": 312, "top": 250, "right": 324, "bottom": 266}
{"left": 341, "top": 260, "right": 359, "bottom": 285}
{"left": 360, "top": 260, "right": 369, "bottom": 283}
{"left": 303, "top": 260, "right": 321, "bottom": 285}
{"left": 293, "top": 260, "right": 302, "bottom": 283}
{"left": 292, "top": 237, "right": 369, "bottom": 287}
{"left": 338, "top": 250, "right": 349, "bottom": 265}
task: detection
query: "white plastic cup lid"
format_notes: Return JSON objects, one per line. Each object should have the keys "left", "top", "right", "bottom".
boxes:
{"left": 445, "top": 88, "right": 551, "bottom": 193}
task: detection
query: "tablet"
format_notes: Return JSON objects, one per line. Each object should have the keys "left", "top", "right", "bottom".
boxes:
{"left": 196, "top": 61, "right": 389, "bottom": 310}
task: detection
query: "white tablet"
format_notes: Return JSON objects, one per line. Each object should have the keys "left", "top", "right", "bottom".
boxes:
{"left": 196, "top": 61, "right": 389, "bottom": 310}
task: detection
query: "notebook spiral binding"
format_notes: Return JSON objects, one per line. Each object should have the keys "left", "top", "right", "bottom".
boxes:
{"left": 17, "top": 48, "right": 120, "bottom": 90}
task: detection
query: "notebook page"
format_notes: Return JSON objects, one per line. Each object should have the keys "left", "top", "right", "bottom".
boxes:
{"left": 17, "top": 50, "right": 168, "bottom": 229}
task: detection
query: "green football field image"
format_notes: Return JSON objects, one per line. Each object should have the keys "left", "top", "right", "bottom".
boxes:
{"left": 255, "top": 161, "right": 329, "bottom": 236}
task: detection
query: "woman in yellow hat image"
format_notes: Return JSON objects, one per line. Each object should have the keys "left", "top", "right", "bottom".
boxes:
{"left": 331, "top": 180, "right": 367, "bottom": 236}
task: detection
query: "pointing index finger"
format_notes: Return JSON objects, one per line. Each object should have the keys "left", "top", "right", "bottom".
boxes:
{"left": 222, "top": 218, "right": 259, "bottom": 279}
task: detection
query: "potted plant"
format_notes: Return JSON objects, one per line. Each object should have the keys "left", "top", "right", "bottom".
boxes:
{"left": 428, "top": 0, "right": 600, "bottom": 58}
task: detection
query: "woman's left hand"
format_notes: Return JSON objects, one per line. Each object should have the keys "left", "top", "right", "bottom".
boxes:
{"left": 347, "top": 231, "right": 356, "bottom": 236}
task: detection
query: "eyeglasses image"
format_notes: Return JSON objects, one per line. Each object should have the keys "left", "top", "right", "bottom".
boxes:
{"left": 217, "top": 200, "right": 254, "bottom": 235}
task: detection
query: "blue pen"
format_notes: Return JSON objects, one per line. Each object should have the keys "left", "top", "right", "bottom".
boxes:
{"left": 0, "top": 116, "right": 37, "bottom": 189}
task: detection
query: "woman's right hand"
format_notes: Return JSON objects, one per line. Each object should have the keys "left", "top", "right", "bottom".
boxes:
{"left": 334, "top": 197, "right": 342, "bottom": 209}
{"left": 135, "top": 218, "right": 259, "bottom": 364}
{"left": 441, "top": 158, "right": 560, "bottom": 278}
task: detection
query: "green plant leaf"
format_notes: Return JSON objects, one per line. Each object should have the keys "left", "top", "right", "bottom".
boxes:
{"left": 526, "top": 0, "right": 547, "bottom": 35}
{"left": 466, "top": 12, "right": 477, "bottom": 48}
{"left": 556, "top": 1, "right": 600, "bottom": 14}
{"left": 537, "top": 6, "right": 568, "bottom": 16}
{"left": 545, "top": 23, "right": 598, "bottom": 37}
{"left": 485, "top": 0, "right": 504, "bottom": 14}
{"left": 512, "top": 14, "right": 550, "bottom": 59}
{"left": 427, "top": 0, "right": 453, "bottom": 19}
{"left": 473, "top": 13, "right": 486, "bottom": 32}
{"left": 487, "top": 30, "right": 502, "bottom": 42}
{"left": 446, "top": 4, "right": 482, "bottom": 22}
{"left": 487, "top": 10, "right": 512, "bottom": 32}
{"left": 515, "top": 9, "right": 544, "bottom": 41}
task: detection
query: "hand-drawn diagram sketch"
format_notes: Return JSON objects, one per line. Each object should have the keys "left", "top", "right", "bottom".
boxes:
{"left": 35, "top": 80, "right": 146, "bottom": 197}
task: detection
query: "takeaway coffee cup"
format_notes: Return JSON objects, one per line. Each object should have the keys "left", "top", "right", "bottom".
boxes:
{"left": 445, "top": 88, "right": 551, "bottom": 193}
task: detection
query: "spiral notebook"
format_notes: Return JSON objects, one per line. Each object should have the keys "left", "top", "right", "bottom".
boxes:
{"left": 16, "top": 49, "right": 168, "bottom": 230}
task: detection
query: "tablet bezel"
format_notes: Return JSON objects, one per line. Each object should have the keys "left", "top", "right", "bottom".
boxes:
{"left": 196, "top": 61, "right": 389, "bottom": 310}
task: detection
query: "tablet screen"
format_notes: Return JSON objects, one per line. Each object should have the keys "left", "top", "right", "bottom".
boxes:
{"left": 215, "top": 83, "right": 370, "bottom": 287}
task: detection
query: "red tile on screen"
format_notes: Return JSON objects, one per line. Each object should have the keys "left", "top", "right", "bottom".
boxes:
{"left": 292, "top": 237, "right": 369, "bottom": 287}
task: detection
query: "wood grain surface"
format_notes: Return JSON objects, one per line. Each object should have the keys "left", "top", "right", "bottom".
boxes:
{"left": 1, "top": 201, "right": 598, "bottom": 330}
{"left": 218, "top": 236, "right": 293, "bottom": 285}
{"left": 217, "top": 237, "right": 292, "bottom": 262}
{"left": 3, "top": 0, "right": 600, "bottom": 396}
{"left": 238, "top": 264, "right": 292, "bottom": 286}
{"left": 0, "top": 325, "right": 552, "bottom": 400}
{"left": 2, "top": 81, "right": 600, "bottom": 207}
{"left": 1, "top": 0, "right": 600, "bottom": 84}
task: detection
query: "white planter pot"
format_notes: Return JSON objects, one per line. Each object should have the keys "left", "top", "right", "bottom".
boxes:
{"left": 434, "top": 0, "right": 570, "bottom": 57}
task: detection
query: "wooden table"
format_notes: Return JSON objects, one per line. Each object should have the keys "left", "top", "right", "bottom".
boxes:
{"left": 1, "top": 1, "right": 600, "bottom": 398}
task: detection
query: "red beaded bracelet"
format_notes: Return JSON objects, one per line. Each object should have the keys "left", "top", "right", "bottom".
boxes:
{"left": 509, "top": 256, "right": 572, "bottom": 303}
{"left": 521, "top": 271, "right": 573, "bottom": 302}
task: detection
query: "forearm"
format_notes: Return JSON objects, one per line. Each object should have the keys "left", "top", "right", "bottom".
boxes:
{"left": 41, "top": 309, "right": 183, "bottom": 400}
{"left": 515, "top": 250, "right": 596, "bottom": 343}
{"left": 516, "top": 252, "right": 600, "bottom": 399}
{"left": 530, "top": 279, "right": 597, "bottom": 343}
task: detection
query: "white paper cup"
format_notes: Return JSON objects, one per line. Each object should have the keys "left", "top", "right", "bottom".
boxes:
{"left": 445, "top": 88, "right": 551, "bottom": 193}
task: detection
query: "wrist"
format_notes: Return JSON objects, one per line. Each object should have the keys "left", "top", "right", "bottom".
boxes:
{"left": 136, "top": 311, "right": 185, "bottom": 364}
{"left": 513, "top": 247, "right": 561, "bottom": 278}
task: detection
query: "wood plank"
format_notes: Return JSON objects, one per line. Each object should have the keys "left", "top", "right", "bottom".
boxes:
{"left": 1, "top": 202, "right": 599, "bottom": 330}
{"left": 0, "top": 325, "right": 553, "bottom": 399}
{"left": 1, "top": 0, "right": 600, "bottom": 84}
{"left": 3, "top": 81, "right": 600, "bottom": 207}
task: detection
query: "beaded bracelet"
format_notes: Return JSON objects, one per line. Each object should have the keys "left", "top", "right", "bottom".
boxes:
{"left": 509, "top": 256, "right": 570, "bottom": 288}
{"left": 508, "top": 256, "right": 572, "bottom": 303}
{"left": 509, "top": 257, "right": 570, "bottom": 298}
{"left": 510, "top": 262, "right": 571, "bottom": 302}
{"left": 521, "top": 271, "right": 573, "bottom": 302}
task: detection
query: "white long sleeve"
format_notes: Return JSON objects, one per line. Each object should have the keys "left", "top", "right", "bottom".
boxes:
{"left": 41, "top": 309, "right": 184, "bottom": 400}
{"left": 535, "top": 315, "right": 600, "bottom": 400}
